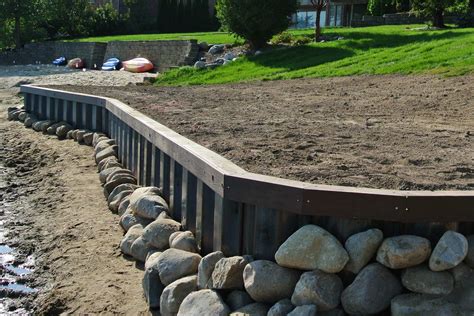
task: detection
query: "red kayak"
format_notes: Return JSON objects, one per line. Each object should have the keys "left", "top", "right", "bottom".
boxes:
{"left": 122, "top": 58, "right": 154, "bottom": 73}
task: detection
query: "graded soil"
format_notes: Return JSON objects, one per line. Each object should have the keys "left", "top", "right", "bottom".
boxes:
{"left": 55, "top": 74, "right": 474, "bottom": 190}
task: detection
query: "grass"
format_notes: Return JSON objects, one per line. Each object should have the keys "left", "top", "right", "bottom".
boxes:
{"left": 153, "top": 25, "right": 474, "bottom": 85}
{"left": 68, "top": 32, "right": 243, "bottom": 45}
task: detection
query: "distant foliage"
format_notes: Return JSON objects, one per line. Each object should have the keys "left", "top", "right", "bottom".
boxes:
{"left": 367, "top": 0, "right": 396, "bottom": 16}
{"left": 270, "top": 31, "right": 312, "bottom": 46}
{"left": 216, "top": 0, "right": 298, "bottom": 49}
{"left": 90, "top": 3, "right": 127, "bottom": 36}
{"left": 411, "top": 0, "right": 471, "bottom": 27}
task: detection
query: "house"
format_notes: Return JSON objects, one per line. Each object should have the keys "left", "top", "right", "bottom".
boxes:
{"left": 291, "top": 0, "right": 368, "bottom": 28}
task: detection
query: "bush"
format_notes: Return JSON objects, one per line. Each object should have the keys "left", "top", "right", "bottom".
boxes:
{"left": 270, "top": 31, "right": 312, "bottom": 46}
{"left": 216, "top": 0, "right": 298, "bottom": 49}
{"left": 90, "top": 3, "right": 126, "bottom": 36}
{"left": 367, "top": 0, "right": 396, "bottom": 16}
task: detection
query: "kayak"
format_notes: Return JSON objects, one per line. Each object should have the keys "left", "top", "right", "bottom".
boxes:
{"left": 102, "top": 58, "right": 121, "bottom": 71}
{"left": 52, "top": 57, "right": 67, "bottom": 66}
{"left": 67, "top": 58, "right": 85, "bottom": 69}
{"left": 122, "top": 57, "right": 154, "bottom": 73}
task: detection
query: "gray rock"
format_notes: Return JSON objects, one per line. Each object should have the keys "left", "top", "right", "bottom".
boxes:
{"left": 40, "top": 120, "right": 55, "bottom": 133}
{"left": 46, "top": 122, "right": 65, "bottom": 135}
{"left": 194, "top": 61, "right": 206, "bottom": 69}
{"left": 130, "top": 236, "right": 156, "bottom": 262}
{"left": 287, "top": 304, "right": 317, "bottom": 316}
{"left": 103, "top": 175, "right": 137, "bottom": 198}
{"left": 275, "top": 225, "right": 349, "bottom": 273}
{"left": 92, "top": 133, "right": 107, "bottom": 147}
{"left": 129, "top": 186, "right": 163, "bottom": 204}
{"left": 344, "top": 228, "right": 383, "bottom": 274}
{"left": 71, "top": 129, "right": 80, "bottom": 140}
{"left": 401, "top": 264, "right": 454, "bottom": 295}
{"left": 209, "top": 44, "right": 225, "bottom": 55}
{"left": 376, "top": 235, "right": 431, "bottom": 269}
{"left": 105, "top": 169, "right": 135, "bottom": 184}
{"left": 341, "top": 263, "right": 402, "bottom": 314}
{"left": 198, "top": 251, "right": 225, "bottom": 289}
{"left": 169, "top": 231, "right": 182, "bottom": 245}
{"left": 226, "top": 290, "right": 254, "bottom": 310}
{"left": 94, "top": 138, "right": 116, "bottom": 154}
{"left": 157, "top": 248, "right": 202, "bottom": 285}
{"left": 230, "top": 302, "right": 269, "bottom": 316}
{"left": 391, "top": 293, "right": 465, "bottom": 315}
{"left": 177, "top": 289, "right": 230, "bottom": 316}
{"left": 224, "top": 52, "right": 235, "bottom": 60}
{"left": 318, "top": 308, "right": 346, "bottom": 316}
{"left": 291, "top": 270, "right": 343, "bottom": 312}
{"left": 56, "top": 124, "right": 72, "bottom": 138}
{"left": 133, "top": 195, "right": 169, "bottom": 220}
{"left": 83, "top": 132, "right": 94, "bottom": 145}
{"left": 243, "top": 260, "right": 300, "bottom": 303}
{"left": 119, "top": 224, "right": 144, "bottom": 256}
{"left": 75, "top": 129, "right": 87, "bottom": 142}
{"left": 106, "top": 182, "right": 136, "bottom": 204}
{"left": 160, "top": 275, "right": 198, "bottom": 316}
{"left": 145, "top": 251, "right": 162, "bottom": 271}
{"left": 24, "top": 115, "right": 37, "bottom": 127}
{"left": 66, "top": 129, "right": 74, "bottom": 139}
{"left": 142, "top": 218, "right": 181, "bottom": 249}
{"left": 429, "top": 230, "right": 468, "bottom": 271}
{"left": 212, "top": 256, "right": 248, "bottom": 290}
{"left": 94, "top": 136, "right": 110, "bottom": 147}
{"left": 118, "top": 197, "right": 130, "bottom": 216}
{"left": 97, "top": 156, "right": 122, "bottom": 172}
{"left": 108, "top": 190, "right": 133, "bottom": 214}
{"left": 170, "top": 231, "right": 199, "bottom": 253}
{"left": 120, "top": 209, "right": 153, "bottom": 232}
{"left": 95, "top": 145, "right": 118, "bottom": 164}
{"left": 99, "top": 166, "right": 125, "bottom": 184}
{"left": 143, "top": 257, "right": 165, "bottom": 308}
{"left": 267, "top": 299, "right": 294, "bottom": 316}
{"left": 466, "top": 235, "right": 474, "bottom": 268}
{"left": 18, "top": 111, "right": 28, "bottom": 122}
{"left": 450, "top": 262, "right": 474, "bottom": 287}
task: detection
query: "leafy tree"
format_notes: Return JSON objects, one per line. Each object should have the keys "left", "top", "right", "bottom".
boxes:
{"left": 0, "top": 0, "right": 40, "bottom": 48}
{"left": 411, "top": 0, "right": 467, "bottom": 27}
{"left": 367, "top": 0, "right": 396, "bottom": 16}
{"left": 41, "top": 0, "right": 95, "bottom": 38}
{"left": 216, "top": 0, "right": 298, "bottom": 49}
{"left": 310, "top": 0, "right": 328, "bottom": 42}
{"left": 90, "top": 3, "right": 123, "bottom": 36}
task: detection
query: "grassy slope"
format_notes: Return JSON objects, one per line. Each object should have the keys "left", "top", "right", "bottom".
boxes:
{"left": 68, "top": 32, "right": 242, "bottom": 45}
{"left": 155, "top": 25, "right": 474, "bottom": 85}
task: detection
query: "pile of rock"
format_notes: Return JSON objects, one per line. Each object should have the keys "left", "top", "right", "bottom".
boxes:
{"left": 9, "top": 106, "right": 474, "bottom": 315}
{"left": 194, "top": 43, "right": 241, "bottom": 70}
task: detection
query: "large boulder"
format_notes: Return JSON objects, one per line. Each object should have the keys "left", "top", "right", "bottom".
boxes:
{"left": 95, "top": 145, "right": 118, "bottom": 164}
{"left": 268, "top": 299, "right": 295, "bottom": 316}
{"left": 287, "top": 305, "right": 317, "bottom": 316}
{"left": 230, "top": 303, "right": 269, "bottom": 316}
{"left": 341, "top": 263, "right": 402, "bottom": 314}
{"left": 119, "top": 224, "right": 144, "bottom": 256}
{"left": 160, "top": 275, "right": 198, "bottom": 316}
{"left": 177, "top": 289, "right": 230, "bottom": 316}
{"left": 130, "top": 236, "right": 156, "bottom": 262}
{"left": 157, "top": 248, "right": 202, "bottom": 285}
{"left": 97, "top": 156, "right": 121, "bottom": 172}
{"left": 226, "top": 290, "right": 254, "bottom": 310}
{"left": 197, "top": 251, "right": 225, "bottom": 289}
{"left": 344, "top": 228, "right": 383, "bottom": 274}
{"left": 291, "top": 270, "right": 343, "bottom": 312}
{"left": 376, "top": 235, "right": 431, "bottom": 269}
{"left": 208, "top": 44, "right": 225, "bottom": 54}
{"left": 120, "top": 208, "right": 153, "bottom": 232}
{"left": 103, "top": 175, "right": 137, "bottom": 197}
{"left": 104, "top": 168, "right": 134, "bottom": 184}
{"left": 92, "top": 133, "right": 107, "bottom": 147}
{"left": 143, "top": 257, "right": 165, "bottom": 308}
{"left": 118, "top": 197, "right": 131, "bottom": 216}
{"left": 243, "top": 260, "right": 300, "bottom": 303}
{"left": 99, "top": 167, "right": 125, "bottom": 184}
{"left": 211, "top": 256, "right": 249, "bottom": 290}
{"left": 391, "top": 293, "right": 465, "bottom": 315}
{"left": 429, "top": 230, "right": 468, "bottom": 271}
{"left": 94, "top": 138, "right": 116, "bottom": 154}
{"left": 170, "top": 231, "right": 199, "bottom": 253}
{"left": 133, "top": 195, "right": 169, "bottom": 220}
{"left": 56, "top": 124, "right": 72, "bottom": 139}
{"left": 129, "top": 186, "right": 163, "bottom": 205}
{"left": 275, "top": 225, "right": 349, "bottom": 273}
{"left": 401, "top": 264, "right": 454, "bottom": 295}
{"left": 142, "top": 218, "right": 181, "bottom": 249}
{"left": 46, "top": 122, "right": 65, "bottom": 135}
{"left": 83, "top": 132, "right": 94, "bottom": 146}
{"left": 145, "top": 251, "right": 162, "bottom": 271}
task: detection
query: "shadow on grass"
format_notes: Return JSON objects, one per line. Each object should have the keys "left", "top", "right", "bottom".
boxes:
{"left": 251, "top": 29, "right": 469, "bottom": 71}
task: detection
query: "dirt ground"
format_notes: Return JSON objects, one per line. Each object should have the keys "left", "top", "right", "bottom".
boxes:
{"left": 57, "top": 74, "right": 474, "bottom": 191}
{"left": 0, "top": 67, "right": 150, "bottom": 314}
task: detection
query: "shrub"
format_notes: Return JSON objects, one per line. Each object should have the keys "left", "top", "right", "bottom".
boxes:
{"left": 367, "top": 0, "right": 396, "bottom": 16}
{"left": 270, "top": 31, "right": 312, "bottom": 46}
{"left": 90, "top": 3, "right": 126, "bottom": 36}
{"left": 216, "top": 0, "right": 298, "bottom": 49}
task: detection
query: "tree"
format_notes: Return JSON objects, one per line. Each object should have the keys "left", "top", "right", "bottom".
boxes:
{"left": 310, "top": 0, "right": 328, "bottom": 42}
{"left": 411, "top": 0, "right": 455, "bottom": 27}
{"left": 0, "top": 0, "right": 38, "bottom": 48}
{"left": 216, "top": 0, "right": 298, "bottom": 49}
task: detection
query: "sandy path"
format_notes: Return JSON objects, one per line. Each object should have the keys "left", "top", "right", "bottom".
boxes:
{"left": 0, "top": 66, "right": 151, "bottom": 314}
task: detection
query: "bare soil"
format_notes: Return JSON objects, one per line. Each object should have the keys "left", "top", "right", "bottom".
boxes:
{"left": 56, "top": 74, "right": 474, "bottom": 190}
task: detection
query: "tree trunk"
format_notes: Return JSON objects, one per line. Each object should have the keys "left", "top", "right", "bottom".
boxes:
{"left": 14, "top": 14, "right": 21, "bottom": 49}
{"left": 315, "top": 7, "right": 322, "bottom": 42}
{"left": 432, "top": 9, "right": 445, "bottom": 28}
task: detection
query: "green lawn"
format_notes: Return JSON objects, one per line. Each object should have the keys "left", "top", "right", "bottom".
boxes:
{"left": 68, "top": 32, "right": 242, "bottom": 45}
{"left": 154, "top": 25, "right": 474, "bottom": 85}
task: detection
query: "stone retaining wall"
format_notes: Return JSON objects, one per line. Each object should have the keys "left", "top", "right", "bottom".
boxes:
{"left": 0, "top": 40, "right": 199, "bottom": 71}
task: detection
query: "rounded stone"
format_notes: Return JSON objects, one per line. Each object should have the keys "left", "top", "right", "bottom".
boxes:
{"left": 119, "top": 224, "right": 144, "bottom": 256}
{"left": 429, "top": 230, "right": 468, "bottom": 271}
{"left": 177, "top": 289, "right": 230, "bottom": 316}
{"left": 243, "top": 260, "right": 301, "bottom": 303}
{"left": 211, "top": 256, "right": 249, "bottom": 290}
{"left": 157, "top": 248, "right": 202, "bottom": 285}
{"left": 160, "top": 275, "right": 198, "bottom": 316}
{"left": 141, "top": 218, "right": 181, "bottom": 249}
{"left": 291, "top": 270, "right": 343, "bottom": 311}
{"left": 130, "top": 236, "right": 156, "bottom": 262}
{"left": 230, "top": 303, "right": 269, "bottom": 316}
{"left": 341, "top": 263, "right": 402, "bottom": 314}
{"left": 376, "top": 235, "right": 431, "bottom": 269}
{"left": 275, "top": 225, "right": 349, "bottom": 273}
{"left": 401, "top": 264, "right": 454, "bottom": 295}
{"left": 133, "top": 195, "right": 169, "bottom": 220}
{"left": 170, "top": 231, "right": 199, "bottom": 253}
{"left": 268, "top": 299, "right": 294, "bottom": 316}
{"left": 226, "top": 290, "right": 254, "bottom": 310}
{"left": 117, "top": 196, "right": 131, "bottom": 216}
{"left": 344, "top": 228, "right": 384, "bottom": 274}
{"left": 103, "top": 175, "right": 137, "bottom": 197}
{"left": 391, "top": 293, "right": 464, "bottom": 315}
{"left": 197, "top": 251, "right": 225, "bottom": 289}
{"left": 95, "top": 145, "right": 118, "bottom": 164}
{"left": 287, "top": 304, "right": 317, "bottom": 316}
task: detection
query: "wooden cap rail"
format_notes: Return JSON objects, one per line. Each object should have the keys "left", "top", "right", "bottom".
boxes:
{"left": 20, "top": 85, "right": 474, "bottom": 223}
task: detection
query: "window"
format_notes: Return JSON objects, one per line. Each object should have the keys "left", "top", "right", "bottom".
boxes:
{"left": 291, "top": 10, "right": 326, "bottom": 29}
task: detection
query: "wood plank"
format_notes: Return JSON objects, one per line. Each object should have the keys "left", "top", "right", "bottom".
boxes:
{"left": 213, "top": 195, "right": 242, "bottom": 256}
{"left": 181, "top": 170, "right": 197, "bottom": 235}
{"left": 160, "top": 152, "right": 171, "bottom": 202}
{"left": 145, "top": 140, "right": 153, "bottom": 186}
